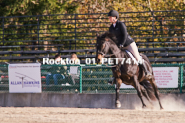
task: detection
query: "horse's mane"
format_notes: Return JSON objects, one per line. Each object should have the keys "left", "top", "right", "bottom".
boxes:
{"left": 98, "top": 32, "right": 131, "bottom": 60}
{"left": 99, "top": 32, "right": 118, "bottom": 44}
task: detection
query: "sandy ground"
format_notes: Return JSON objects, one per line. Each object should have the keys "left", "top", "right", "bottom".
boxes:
{"left": 0, "top": 107, "right": 185, "bottom": 123}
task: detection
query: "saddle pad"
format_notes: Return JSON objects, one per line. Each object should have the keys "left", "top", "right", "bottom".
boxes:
{"left": 125, "top": 50, "right": 142, "bottom": 65}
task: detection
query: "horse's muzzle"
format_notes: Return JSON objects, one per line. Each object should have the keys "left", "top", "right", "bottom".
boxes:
{"left": 97, "top": 54, "right": 103, "bottom": 64}
{"left": 97, "top": 58, "right": 101, "bottom": 63}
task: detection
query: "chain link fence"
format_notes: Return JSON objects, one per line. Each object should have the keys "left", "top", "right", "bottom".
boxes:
{"left": 0, "top": 64, "right": 8, "bottom": 92}
{"left": 41, "top": 64, "right": 81, "bottom": 93}
{"left": 0, "top": 64, "right": 184, "bottom": 93}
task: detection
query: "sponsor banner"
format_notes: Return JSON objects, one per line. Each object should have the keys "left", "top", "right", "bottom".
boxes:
{"left": 153, "top": 67, "right": 178, "bottom": 88}
{"left": 120, "top": 67, "right": 179, "bottom": 89}
{"left": 8, "top": 63, "right": 41, "bottom": 93}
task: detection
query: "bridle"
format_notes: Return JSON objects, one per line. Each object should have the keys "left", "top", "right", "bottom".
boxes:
{"left": 98, "top": 51, "right": 106, "bottom": 57}
{"left": 96, "top": 38, "right": 121, "bottom": 67}
{"left": 97, "top": 50, "right": 119, "bottom": 68}
{"left": 97, "top": 40, "right": 121, "bottom": 57}
{"left": 97, "top": 43, "right": 113, "bottom": 57}
{"left": 98, "top": 50, "right": 120, "bottom": 57}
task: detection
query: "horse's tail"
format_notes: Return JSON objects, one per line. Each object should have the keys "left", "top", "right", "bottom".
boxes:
{"left": 140, "top": 80, "right": 156, "bottom": 101}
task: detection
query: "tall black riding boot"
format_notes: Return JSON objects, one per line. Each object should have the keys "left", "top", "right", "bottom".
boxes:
{"left": 139, "top": 62, "right": 152, "bottom": 79}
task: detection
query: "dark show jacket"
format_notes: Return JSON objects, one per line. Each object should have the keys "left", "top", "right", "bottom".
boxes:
{"left": 109, "top": 20, "right": 134, "bottom": 47}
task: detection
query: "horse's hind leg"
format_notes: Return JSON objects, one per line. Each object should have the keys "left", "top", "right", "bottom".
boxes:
{"left": 148, "top": 77, "right": 164, "bottom": 109}
{"left": 115, "top": 78, "right": 122, "bottom": 108}
{"left": 133, "top": 76, "right": 147, "bottom": 108}
{"left": 140, "top": 85, "right": 153, "bottom": 104}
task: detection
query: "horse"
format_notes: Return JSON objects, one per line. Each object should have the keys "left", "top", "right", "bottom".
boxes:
{"left": 96, "top": 32, "right": 163, "bottom": 109}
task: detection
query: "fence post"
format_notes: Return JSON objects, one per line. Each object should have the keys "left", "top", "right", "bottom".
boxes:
{"left": 75, "top": 14, "right": 77, "bottom": 50}
{"left": 2, "top": 17, "right": 4, "bottom": 46}
{"left": 79, "top": 65, "right": 82, "bottom": 93}
{"left": 180, "top": 65, "right": 183, "bottom": 93}
{"left": 151, "top": 11, "right": 155, "bottom": 49}
{"left": 37, "top": 16, "right": 40, "bottom": 45}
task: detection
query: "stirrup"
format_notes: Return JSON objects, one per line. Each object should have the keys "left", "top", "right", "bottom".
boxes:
{"left": 145, "top": 71, "right": 152, "bottom": 79}
{"left": 139, "top": 62, "right": 152, "bottom": 79}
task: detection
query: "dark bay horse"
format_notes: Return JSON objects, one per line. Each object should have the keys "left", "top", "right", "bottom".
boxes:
{"left": 96, "top": 32, "right": 163, "bottom": 109}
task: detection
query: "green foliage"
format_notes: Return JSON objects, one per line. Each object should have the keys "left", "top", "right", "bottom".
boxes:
{"left": 0, "top": 0, "right": 184, "bottom": 50}
{"left": 0, "top": 0, "right": 79, "bottom": 47}
{"left": 74, "top": 0, "right": 184, "bottom": 44}
{"left": 0, "top": 0, "right": 79, "bottom": 16}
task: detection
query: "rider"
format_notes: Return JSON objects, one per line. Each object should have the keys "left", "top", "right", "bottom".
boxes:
{"left": 108, "top": 10, "right": 152, "bottom": 79}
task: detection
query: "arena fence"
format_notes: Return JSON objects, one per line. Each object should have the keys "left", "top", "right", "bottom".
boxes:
{"left": 0, "top": 64, "right": 184, "bottom": 93}
{"left": 0, "top": 10, "right": 184, "bottom": 49}
{"left": 0, "top": 10, "right": 185, "bottom": 63}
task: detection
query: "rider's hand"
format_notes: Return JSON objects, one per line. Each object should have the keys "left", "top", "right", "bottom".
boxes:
{"left": 119, "top": 44, "right": 123, "bottom": 48}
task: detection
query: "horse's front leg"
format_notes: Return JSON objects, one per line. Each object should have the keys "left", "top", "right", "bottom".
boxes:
{"left": 115, "top": 78, "right": 122, "bottom": 108}
{"left": 132, "top": 76, "right": 147, "bottom": 108}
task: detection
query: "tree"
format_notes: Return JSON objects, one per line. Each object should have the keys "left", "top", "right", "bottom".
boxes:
{"left": 0, "top": 0, "right": 79, "bottom": 47}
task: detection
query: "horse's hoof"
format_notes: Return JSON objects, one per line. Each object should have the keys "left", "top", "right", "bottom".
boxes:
{"left": 142, "top": 105, "right": 147, "bottom": 109}
{"left": 160, "top": 107, "right": 164, "bottom": 110}
{"left": 115, "top": 100, "right": 121, "bottom": 108}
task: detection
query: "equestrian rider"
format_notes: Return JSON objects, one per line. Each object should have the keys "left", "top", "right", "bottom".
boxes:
{"left": 108, "top": 10, "right": 152, "bottom": 79}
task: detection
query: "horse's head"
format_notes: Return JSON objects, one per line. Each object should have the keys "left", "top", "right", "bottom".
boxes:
{"left": 96, "top": 32, "right": 117, "bottom": 63}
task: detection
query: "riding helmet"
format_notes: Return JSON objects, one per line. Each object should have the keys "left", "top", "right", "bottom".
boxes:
{"left": 108, "top": 10, "right": 119, "bottom": 19}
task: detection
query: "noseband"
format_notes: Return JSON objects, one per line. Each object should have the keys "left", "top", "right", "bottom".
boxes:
{"left": 98, "top": 51, "right": 105, "bottom": 56}
{"left": 97, "top": 39, "right": 120, "bottom": 57}
{"left": 98, "top": 51, "right": 119, "bottom": 57}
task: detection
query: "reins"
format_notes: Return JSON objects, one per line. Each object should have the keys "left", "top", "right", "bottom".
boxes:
{"left": 97, "top": 51, "right": 120, "bottom": 68}
{"left": 97, "top": 34, "right": 123, "bottom": 68}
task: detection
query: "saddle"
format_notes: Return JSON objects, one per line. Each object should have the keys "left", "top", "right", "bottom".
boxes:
{"left": 124, "top": 49, "right": 152, "bottom": 79}
{"left": 124, "top": 50, "right": 142, "bottom": 65}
